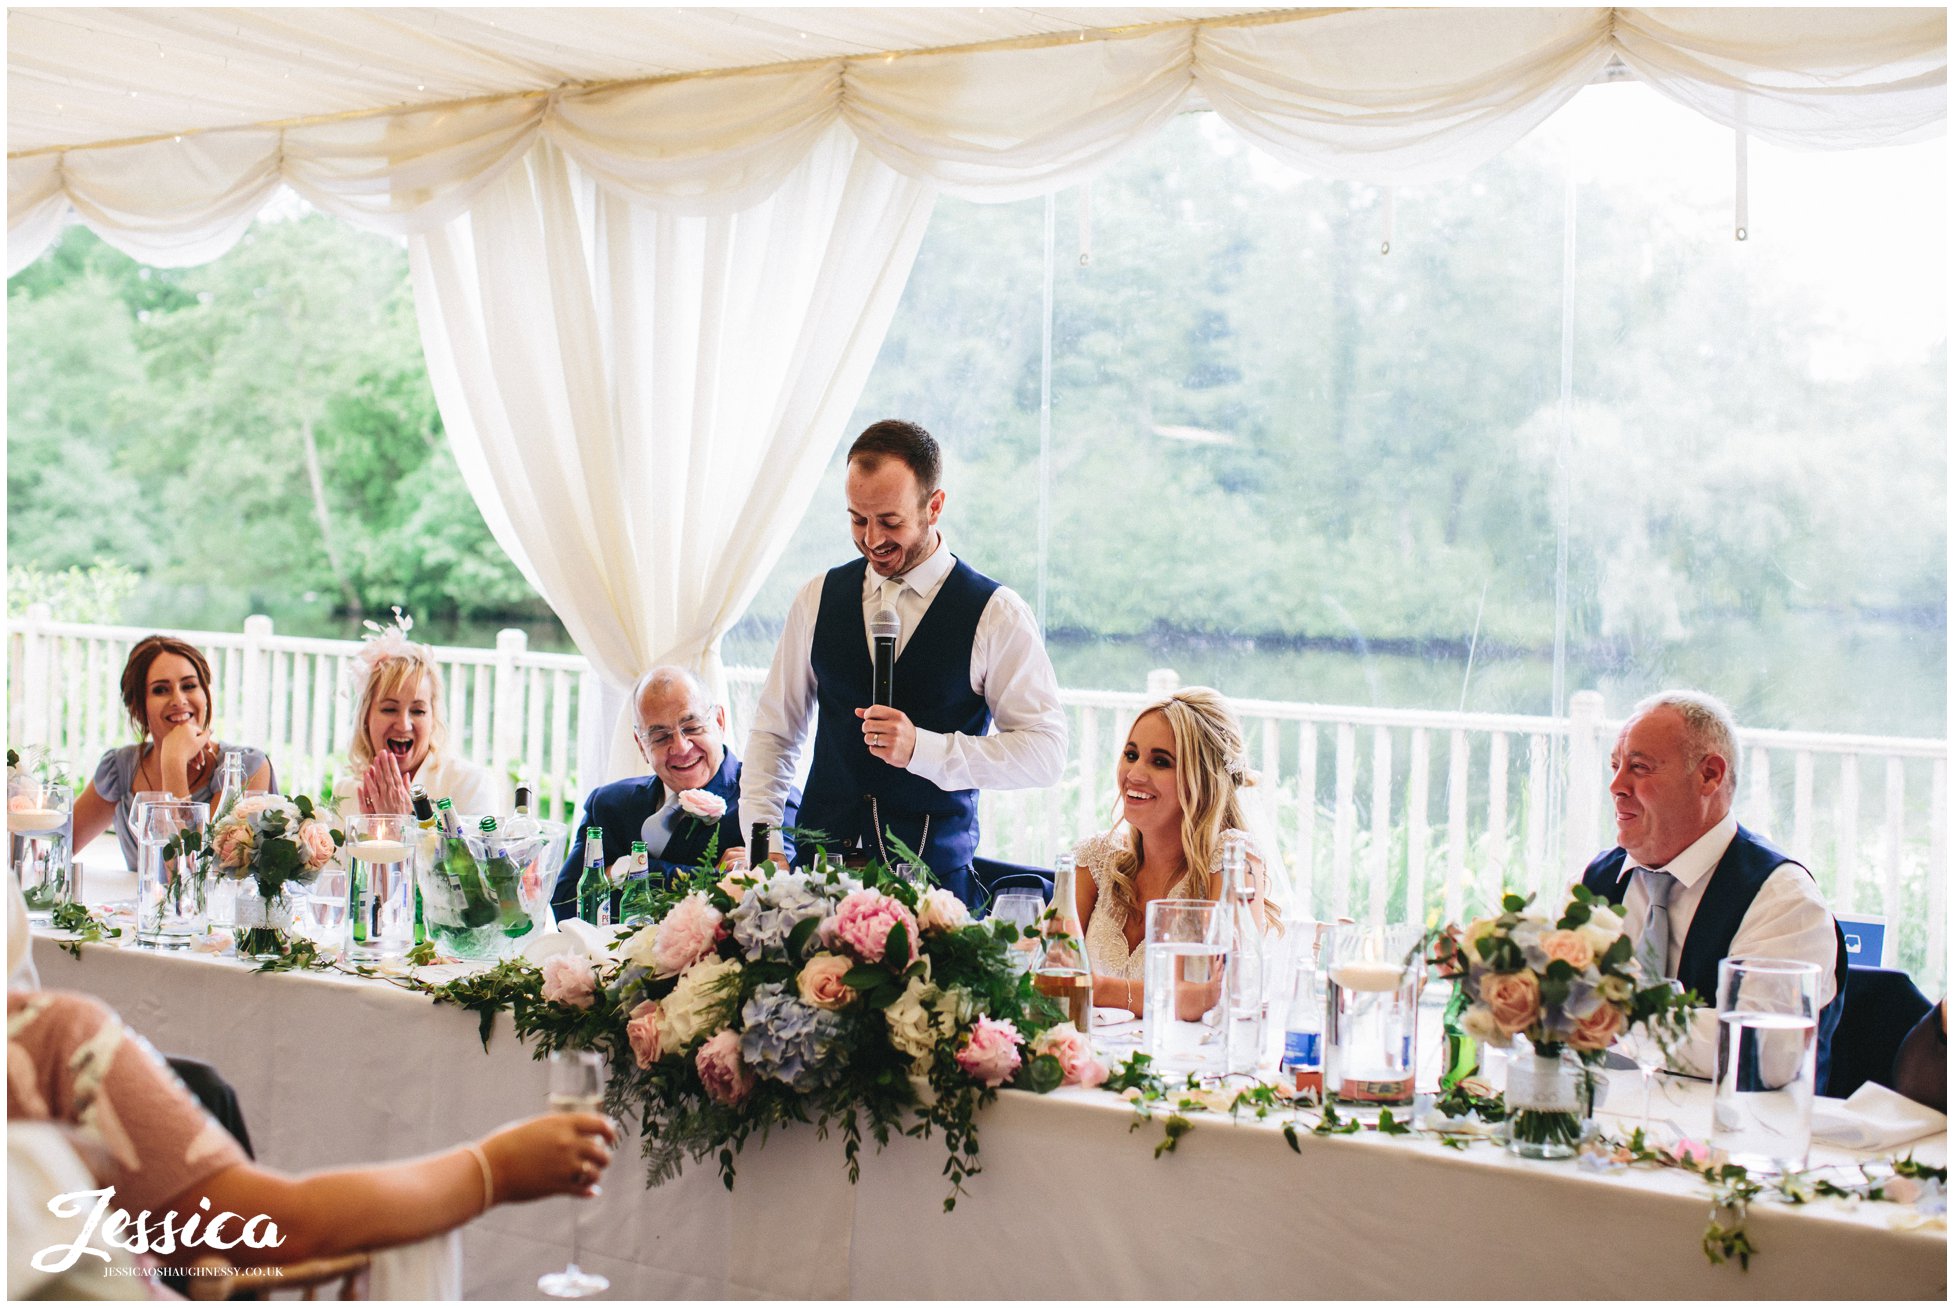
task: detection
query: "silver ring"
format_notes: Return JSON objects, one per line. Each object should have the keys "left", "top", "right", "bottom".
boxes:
{"left": 872, "top": 734, "right": 881, "bottom": 746}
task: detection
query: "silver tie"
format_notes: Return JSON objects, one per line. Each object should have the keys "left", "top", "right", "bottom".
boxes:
{"left": 1635, "top": 867, "right": 1678, "bottom": 983}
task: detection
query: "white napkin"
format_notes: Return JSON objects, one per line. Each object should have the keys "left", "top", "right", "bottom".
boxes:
{"left": 1811, "top": 1082, "right": 1947, "bottom": 1150}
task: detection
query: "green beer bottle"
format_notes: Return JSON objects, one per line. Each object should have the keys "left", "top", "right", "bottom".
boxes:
{"left": 619, "top": 839, "right": 655, "bottom": 926}
{"left": 576, "top": 827, "right": 610, "bottom": 926}
{"left": 437, "top": 797, "right": 498, "bottom": 929}
{"left": 1439, "top": 981, "right": 1479, "bottom": 1092}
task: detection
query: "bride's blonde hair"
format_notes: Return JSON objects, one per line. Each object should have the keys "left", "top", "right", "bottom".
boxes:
{"left": 1106, "top": 687, "right": 1278, "bottom": 923}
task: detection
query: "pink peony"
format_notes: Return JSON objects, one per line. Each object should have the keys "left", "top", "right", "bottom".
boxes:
{"left": 955, "top": 1016, "right": 1024, "bottom": 1088}
{"left": 915, "top": 887, "right": 971, "bottom": 934}
{"left": 695, "top": 1028, "right": 755, "bottom": 1106}
{"left": 1568, "top": 1002, "right": 1627, "bottom": 1052}
{"left": 294, "top": 819, "right": 338, "bottom": 870}
{"left": 649, "top": 893, "right": 723, "bottom": 978}
{"left": 796, "top": 952, "right": 858, "bottom": 1011}
{"left": 1033, "top": 1023, "right": 1108, "bottom": 1089}
{"left": 826, "top": 889, "right": 920, "bottom": 966}
{"left": 541, "top": 953, "right": 598, "bottom": 1010}
{"left": 626, "top": 999, "right": 663, "bottom": 1068}
{"left": 677, "top": 789, "right": 727, "bottom": 822}
{"left": 1539, "top": 929, "right": 1595, "bottom": 972}
{"left": 210, "top": 819, "right": 256, "bottom": 871}
{"left": 1479, "top": 970, "right": 1541, "bottom": 1036}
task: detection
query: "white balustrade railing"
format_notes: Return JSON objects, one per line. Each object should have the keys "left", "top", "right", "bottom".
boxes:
{"left": 10, "top": 609, "right": 1945, "bottom": 989}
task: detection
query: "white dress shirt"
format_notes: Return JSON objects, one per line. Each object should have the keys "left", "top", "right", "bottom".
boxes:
{"left": 1613, "top": 810, "right": 1839, "bottom": 1076}
{"left": 739, "top": 534, "right": 1066, "bottom": 833}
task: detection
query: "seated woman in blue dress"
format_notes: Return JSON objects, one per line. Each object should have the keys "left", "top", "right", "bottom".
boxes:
{"left": 70, "top": 634, "right": 275, "bottom": 866}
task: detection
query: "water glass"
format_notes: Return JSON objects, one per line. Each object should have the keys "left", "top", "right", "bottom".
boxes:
{"left": 991, "top": 891, "right": 1045, "bottom": 973}
{"left": 1142, "top": 899, "right": 1226, "bottom": 1076}
{"left": 8, "top": 780, "right": 72, "bottom": 922}
{"left": 305, "top": 866, "right": 352, "bottom": 944}
{"left": 1322, "top": 923, "right": 1424, "bottom": 1107}
{"left": 1713, "top": 957, "right": 1820, "bottom": 1172}
{"left": 344, "top": 813, "right": 416, "bottom": 960}
{"left": 135, "top": 801, "right": 209, "bottom": 948}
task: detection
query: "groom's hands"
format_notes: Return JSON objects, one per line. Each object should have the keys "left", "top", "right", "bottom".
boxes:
{"left": 856, "top": 705, "right": 916, "bottom": 769}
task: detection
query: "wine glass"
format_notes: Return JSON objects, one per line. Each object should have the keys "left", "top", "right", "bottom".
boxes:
{"left": 1630, "top": 980, "right": 1685, "bottom": 1135}
{"left": 537, "top": 1050, "right": 609, "bottom": 1299}
{"left": 990, "top": 891, "right": 1045, "bottom": 973}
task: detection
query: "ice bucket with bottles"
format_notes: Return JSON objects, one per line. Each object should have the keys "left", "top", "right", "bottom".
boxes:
{"left": 416, "top": 814, "right": 568, "bottom": 961}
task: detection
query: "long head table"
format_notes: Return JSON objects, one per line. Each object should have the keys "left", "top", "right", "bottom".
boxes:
{"left": 29, "top": 933, "right": 1947, "bottom": 1300}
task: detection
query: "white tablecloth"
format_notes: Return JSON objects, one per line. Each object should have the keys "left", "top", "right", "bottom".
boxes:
{"left": 33, "top": 935, "right": 1947, "bottom": 1300}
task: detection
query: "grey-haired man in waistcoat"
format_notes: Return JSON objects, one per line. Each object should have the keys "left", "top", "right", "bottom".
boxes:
{"left": 1580, "top": 689, "right": 1847, "bottom": 1089}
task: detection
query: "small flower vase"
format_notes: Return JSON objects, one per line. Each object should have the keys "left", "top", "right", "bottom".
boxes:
{"left": 233, "top": 877, "right": 299, "bottom": 960}
{"left": 1503, "top": 1043, "right": 1595, "bottom": 1159}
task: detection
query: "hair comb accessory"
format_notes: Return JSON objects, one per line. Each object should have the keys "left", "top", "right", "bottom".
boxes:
{"left": 345, "top": 606, "right": 417, "bottom": 696}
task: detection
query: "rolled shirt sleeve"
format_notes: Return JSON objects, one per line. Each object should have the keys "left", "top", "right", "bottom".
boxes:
{"left": 905, "top": 585, "right": 1066, "bottom": 793}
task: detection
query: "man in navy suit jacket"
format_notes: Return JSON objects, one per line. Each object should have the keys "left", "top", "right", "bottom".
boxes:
{"left": 552, "top": 666, "right": 794, "bottom": 920}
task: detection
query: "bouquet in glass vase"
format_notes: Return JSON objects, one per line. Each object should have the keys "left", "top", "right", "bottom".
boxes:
{"left": 1429, "top": 887, "right": 1694, "bottom": 1159}
{"left": 206, "top": 793, "right": 343, "bottom": 958}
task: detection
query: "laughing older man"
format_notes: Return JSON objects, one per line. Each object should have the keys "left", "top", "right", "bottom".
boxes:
{"left": 551, "top": 666, "right": 791, "bottom": 920}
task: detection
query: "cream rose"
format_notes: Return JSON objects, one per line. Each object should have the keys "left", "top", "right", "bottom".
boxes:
{"left": 915, "top": 887, "right": 971, "bottom": 934}
{"left": 1461, "top": 1003, "right": 1504, "bottom": 1042}
{"left": 659, "top": 955, "right": 742, "bottom": 1053}
{"left": 797, "top": 951, "right": 859, "bottom": 1011}
{"left": 1479, "top": 969, "right": 1541, "bottom": 1036}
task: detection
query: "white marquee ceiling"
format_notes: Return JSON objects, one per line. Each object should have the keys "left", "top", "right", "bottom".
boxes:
{"left": 7, "top": 6, "right": 1286, "bottom": 155}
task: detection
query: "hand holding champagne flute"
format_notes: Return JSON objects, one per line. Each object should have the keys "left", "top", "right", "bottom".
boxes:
{"left": 538, "top": 1050, "right": 612, "bottom": 1298}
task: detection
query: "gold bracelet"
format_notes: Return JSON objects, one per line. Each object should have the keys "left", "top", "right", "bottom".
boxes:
{"left": 462, "top": 1142, "right": 495, "bottom": 1214}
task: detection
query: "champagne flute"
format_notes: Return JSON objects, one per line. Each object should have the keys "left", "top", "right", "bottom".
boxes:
{"left": 537, "top": 1050, "right": 609, "bottom": 1299}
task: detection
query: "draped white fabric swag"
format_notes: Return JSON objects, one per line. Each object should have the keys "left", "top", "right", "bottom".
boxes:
{"left": 10, "top": 9, "right": 1944, "bottom": 274}
{"left": 409, "top": 127, "right": 934, "bottom": 778}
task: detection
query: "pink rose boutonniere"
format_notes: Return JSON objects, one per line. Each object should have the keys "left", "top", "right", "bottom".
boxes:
{"left": 677, "top": 789, "right": 727, "bottom": 823}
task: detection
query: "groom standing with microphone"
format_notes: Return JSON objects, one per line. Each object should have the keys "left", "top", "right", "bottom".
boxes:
{"left": 739, "top": 419, "right": 1066, "bottom": 907}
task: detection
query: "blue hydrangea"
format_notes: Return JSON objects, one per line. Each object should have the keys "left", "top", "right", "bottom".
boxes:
{"left": 738, "top": 983, "right": 843, "bottom": 1090}
{"left": 726, "top": 871, "right": 829, "bottom": 961}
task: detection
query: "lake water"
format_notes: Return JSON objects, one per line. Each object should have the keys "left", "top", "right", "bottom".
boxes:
{"left": 125, "top": 594, "right": 1944, "bottom": 739}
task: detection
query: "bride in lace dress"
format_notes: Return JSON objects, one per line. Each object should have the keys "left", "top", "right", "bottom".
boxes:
{"left": 1067, "top": 688, "right": 1281, "bottom": 1015}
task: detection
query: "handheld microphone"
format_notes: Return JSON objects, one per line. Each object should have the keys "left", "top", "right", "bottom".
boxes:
{"left": 871, "top": 607, "right": 900, "bottom": 706}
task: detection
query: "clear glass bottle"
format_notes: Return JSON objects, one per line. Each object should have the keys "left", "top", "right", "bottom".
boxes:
{"left": 210, "top": 749, "right": 246, "bottom": 823}
{"left": 1032, "top": 852, "right": 1094, "bottom": 1032}
{"left": 1220, "top": 831, "right": 1266, "bottom": 1076}
{"left": 1280, "top": 926, "right": 1327, "bottom": 1099}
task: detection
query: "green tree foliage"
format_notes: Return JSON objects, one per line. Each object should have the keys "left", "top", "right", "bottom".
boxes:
{"left": 7, "top": 217, "right": 536, "bottom": 624}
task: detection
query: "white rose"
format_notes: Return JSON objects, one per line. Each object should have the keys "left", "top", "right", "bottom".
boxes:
{"left": 659, "top": 956, "right": 742, "bottom": 1053}
{"left": 1579, "top": 902, "right": 1626, "bottom": 958}
{"left": 621, "top": 922, "right": 660, "bottom": 970}
{"left": 885, "top": 974, "right": 940, "bottom": 1061}
{"left": 1461, "top": 1003, "right": 1504, "bottom": 1042}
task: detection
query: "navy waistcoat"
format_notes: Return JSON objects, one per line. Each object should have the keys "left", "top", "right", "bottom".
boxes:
{"left": 1582, "top": 824, "right": 1849, "bottom": 1094}
{"left": 798, "top": 556, "right": 998, "bottom": 879}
